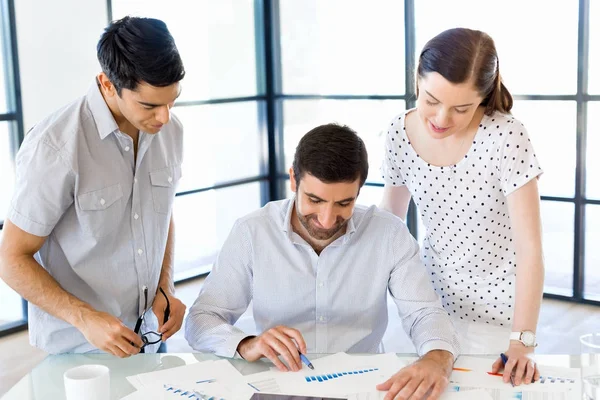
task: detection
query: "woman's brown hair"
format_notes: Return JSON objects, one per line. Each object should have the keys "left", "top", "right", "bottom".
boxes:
{"left": 416, "top": 28, "right": 513, "bottom": 115}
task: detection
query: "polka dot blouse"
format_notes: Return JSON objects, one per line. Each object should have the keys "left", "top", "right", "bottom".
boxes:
{"left": 381, "top": 109, "right": 543, "bottom": 327}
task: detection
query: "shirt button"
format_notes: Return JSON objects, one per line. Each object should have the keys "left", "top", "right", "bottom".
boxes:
{"left": 100, "top": 198, "right": 106, "bottom": 206}
{"left": 134, "top": 178, "right": 138, "bottom": 183}
{"left": 134, "top": 213, "right": 139, "bottom": 220}
{"left": 318, "top": 282, "right": 324, "bottom": 288}
{"left": 319, "top": 316, "right": 325, "bottom": 322}
{"left": 137, "top": 249, "right": 143, "bottom": 255}
{"left": 167, "top": 177, "right": 173, "bottom": 183}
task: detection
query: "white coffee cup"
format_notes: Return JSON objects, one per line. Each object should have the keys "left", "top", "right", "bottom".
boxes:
{"left": 63, "top": 364, "right": 110, "bottom": 400}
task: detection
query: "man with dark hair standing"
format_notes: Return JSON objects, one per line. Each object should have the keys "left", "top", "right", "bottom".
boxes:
{"left": 186, "top": 124, "right": 460, "bottom": 400}
{"left": 0, "top": 16, "right": 186, "bottom": 356}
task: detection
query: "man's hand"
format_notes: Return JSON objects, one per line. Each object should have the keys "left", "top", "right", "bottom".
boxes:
{"left": 237, "top": 326, "right": 307, "bottom": 372}
{"left": 76, "top": 309, "right": 143, "bottom": 358}
{"left": 152, "top": 289, "right": 186, "bottom": 341}
{"left": 376, "top": 350, "right": 453, "bottom": 400}
{"left": 491, "top": 342, "right": 540, "bottom": 386}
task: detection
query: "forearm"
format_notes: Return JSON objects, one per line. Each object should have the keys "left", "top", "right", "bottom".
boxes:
{"left": 158, "top": 216, "right": 175, "bottom": 294}
{"left": 0, "top": 254, "right": 94, "bottom": 328}
{"left": 512, "top": 254, "right": 545, "bottom": 333}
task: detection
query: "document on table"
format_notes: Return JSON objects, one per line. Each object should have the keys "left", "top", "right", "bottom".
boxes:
{"left": 244, "top": 352, "right": 408, "bottom": 397}
{"left": 448, "top": 356, "right": 582, "bottom": 399}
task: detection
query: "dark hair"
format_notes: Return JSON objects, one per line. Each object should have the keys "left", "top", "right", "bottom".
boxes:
{"left": 417, "top": 28, "right": 512, "bottom": 115}
{"left": 97, "top": 16, "right": 185, "bottom": 94}
{"left": 292, "top": 123, "right": 369, "bottom": 188}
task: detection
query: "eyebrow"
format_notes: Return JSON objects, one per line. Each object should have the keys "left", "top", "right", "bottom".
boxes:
{"left": 138, "top": 88, "right": 182, "bottom": 107}
{"left": 305, "top": 192, "right": 356, "bottom": 203}
{"left": 424, "top": 90, "right": 473, "bottom": 107}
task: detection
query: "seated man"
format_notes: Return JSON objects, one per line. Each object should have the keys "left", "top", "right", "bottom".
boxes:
{"left": 185, "top": 124, "right": 460, "bottom": 399}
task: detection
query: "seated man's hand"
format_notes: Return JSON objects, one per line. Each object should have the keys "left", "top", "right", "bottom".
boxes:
{"left": 376, "top": 350, "right": 453, "bottom": 400}
{"left": 152, "top": 289, "right": 186, "bottom": 342}
{"left": 77, "top": 309, "right": 143, "bottom": 358}
{"left": 237, "top": 325, "right": 307, "bottom": 372}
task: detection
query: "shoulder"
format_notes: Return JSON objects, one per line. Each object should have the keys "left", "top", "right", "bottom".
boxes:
{"left": 354, "top": 204, "right": 410, "bottom": 236}
{"left": 387, "top": 109, "right": 412, "bottom": 132}
{"left": 233, "top": 199, "right": 291, "bottom": 232}
{"left": 23, "top": 95, "right": 90, "bottom": 152}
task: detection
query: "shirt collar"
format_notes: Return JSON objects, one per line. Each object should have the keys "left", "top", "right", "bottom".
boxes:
{"left": 86, "top": 80, "right": 119, "bottom": 140}
{"left": 281, "top": 196, "right": 358, "bottom": 244}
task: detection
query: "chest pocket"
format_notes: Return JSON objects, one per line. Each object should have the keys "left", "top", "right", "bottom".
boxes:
{"left": 149, "top": 164, "right": 182, "bottom": 214}
{"left": 77, "top": 183, "right": 124, "bottom": 238}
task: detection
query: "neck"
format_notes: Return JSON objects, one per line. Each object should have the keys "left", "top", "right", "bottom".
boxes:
{"left": 100, "top": 89, "right": 139, "bottom": 140}
{"left": 290, "top": 205, "right": 346, "bottom": 255}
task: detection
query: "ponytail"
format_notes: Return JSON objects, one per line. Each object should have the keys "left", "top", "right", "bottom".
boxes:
{"left": 483, "top": 73, "right": 513, "bottom": 116}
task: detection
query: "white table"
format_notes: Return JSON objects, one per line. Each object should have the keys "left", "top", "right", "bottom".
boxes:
{"left": 0, "top": 353, "right": 589, "bottom": 399}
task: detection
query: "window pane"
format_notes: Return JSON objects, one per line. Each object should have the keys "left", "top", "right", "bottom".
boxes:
{"left": 282, "top": 99, "right": 405, "bottom": 183}
{"left": 415, "top": 0, "right": 578, "bottom": 95}
{"left": 112, "top": 0, "right": 259, "bottom": 100}
{"left": 586, "top": 102, "right": 600, "bottom": 199}
{"left": 542, "top": 201, "right": 574, "bottom": 296}
{"left": 0, "top": 122, "right": 15, "bottom": 222}
{"left": 0, "top": 230, "right": 25, "bottom": 325}
{"left": 511, "top": 101, "right": 576, "bottom": 198}
{"left": 588, "top": 0, "right": 600, "bottom": 93}
{"left": 0, "top": 22, "right": 7, "bottom": 113}
{"left": 173, "top": 182, "right": 263, "bottom": 280}
{"left": 280, "top": 0, "right": 405, "bottom": 95}
{"left": 175, "top": 102, "right": 264, "bottom": 192}
{"left": 357, "top": 185, "right": 383, "bottom": 207}
{"left": 585, "top": 205, "right": 600, "bottom": 300}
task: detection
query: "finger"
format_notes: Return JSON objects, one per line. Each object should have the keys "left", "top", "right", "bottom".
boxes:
{"left": 513, "top": 358, "right": 528, "bottom": 386}
{"left": 159, "top": 316, "right": 177, "bottom": 336}
{"left": 411, "top": 378, "right": 434, "bottom": 400}
{"left": 428, "top": 380, "right": 448, "bottom": 400}
{"left": 503, "top": 358, "right": 517, "bottom": 383}
{"left": 266, "top": 335, "right": 301, "bottom": 372}
{"left": 161, "top": 317, "right": 184, "bottom": 341}
{"left": 115, "top": 336, "right": 141, "bottom": 356}
{"left": 395, "top": 377, "right": 422, "bottom": 400}
{"left": 524, "top": 359, "right": 536, "bottom": 385}
{"left": 533, "top": 363, "right": 541, "bottom": 382}
{"left": 491, "top": 357, "right": 504, "bottom": 373}
{"left": 262, "top": 346, "right": 288, "bottom": 372}
{"left": 377, "top": 372, "right": 409, "bottom": 391}
{"left": 108, "top": 344, "right": 128, "bottom": 358}
{"left": 120, "top": 326, "right": 144, "bottom": 348}
{"left": 271, "top": 329, "right": 302, "bottom": 370}
{"left": 383, "top": 382, "right": 404, "bottom": 400}
{"left": 281, "top": 326, "right": 307, "bottom": 354}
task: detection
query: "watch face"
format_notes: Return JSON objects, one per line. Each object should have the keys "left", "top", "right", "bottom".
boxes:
{"left": 522, "top": 331, "right": 535, "bottom": 346}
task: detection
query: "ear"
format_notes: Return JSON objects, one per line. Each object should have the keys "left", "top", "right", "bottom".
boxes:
{"left": 289, "top": 166, "right": 297, "bottom": 193}
{"left": 97, "top": 72, "right": 117, "bottom": 97}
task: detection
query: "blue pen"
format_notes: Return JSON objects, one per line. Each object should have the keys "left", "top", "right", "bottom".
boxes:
{"left": 299, "top": 352, "right": 314, "bottom": 370}
{"left": 500, "top": 353, "right": 515, "bottom": 387}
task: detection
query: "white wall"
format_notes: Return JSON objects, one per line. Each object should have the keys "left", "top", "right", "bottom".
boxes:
{"left": 14, "top": 0, "right": 108, "bottom": 130}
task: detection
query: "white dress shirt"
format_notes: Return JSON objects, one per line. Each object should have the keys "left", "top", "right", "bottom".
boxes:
{"left": 185, "top": 198, "right": 459, "bottom": 358}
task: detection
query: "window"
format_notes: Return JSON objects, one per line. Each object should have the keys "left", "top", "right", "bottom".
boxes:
{"left": 0, "top": 0, "right": 25, "bottom": 334}
{"left": 111, "top": 0, "right": 267, "bottom": 279}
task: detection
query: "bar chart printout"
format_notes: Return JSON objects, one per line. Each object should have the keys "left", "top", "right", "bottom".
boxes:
{"left": 304, "top": 368, "right": 379, "bottom": 383}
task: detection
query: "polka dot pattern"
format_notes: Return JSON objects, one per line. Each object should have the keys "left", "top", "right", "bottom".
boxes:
{"left": 381, "top": 110, "right": 543, "bottom": 327}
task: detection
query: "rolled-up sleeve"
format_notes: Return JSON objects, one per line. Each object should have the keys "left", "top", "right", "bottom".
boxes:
{"left": 387, "top": 224, "right": 460, "bottom": 360}
{"left": 7, "top": 138, "right": 75, "bottom": 237}
{"left": 184, "top": 219, "right": 255, "bottom": 357}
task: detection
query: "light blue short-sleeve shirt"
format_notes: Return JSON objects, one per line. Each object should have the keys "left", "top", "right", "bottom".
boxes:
{"left": 7, "top": 82, "right": 183, "bottom": 354}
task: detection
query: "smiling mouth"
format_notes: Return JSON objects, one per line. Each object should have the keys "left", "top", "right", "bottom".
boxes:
{"left": 429, "top": 120, "right": 450, "bottom": 133}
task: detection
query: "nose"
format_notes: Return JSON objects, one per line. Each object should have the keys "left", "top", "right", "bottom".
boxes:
{"left": 436, "top": 108, "right": 450, "bottom": 127}
{"left": 317, "top": 206, "right": 337, "bottom": 229}
{"left": 155, "top": 105, "right": 171, "bottom": 125}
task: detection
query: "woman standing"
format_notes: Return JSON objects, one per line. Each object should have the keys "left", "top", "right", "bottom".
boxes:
{"left": 380, "top": 28, "right": 543, "bottom": 386}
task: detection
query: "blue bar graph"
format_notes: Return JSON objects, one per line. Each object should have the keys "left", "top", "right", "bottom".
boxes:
{"left": 305, "top": 368, "right": 379, "bottom": 383}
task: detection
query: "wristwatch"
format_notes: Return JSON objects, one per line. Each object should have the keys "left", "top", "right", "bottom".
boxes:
{"left": 510, "top": 330, "right": 538, "bottom": 347}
